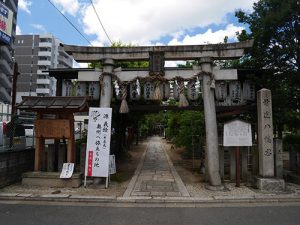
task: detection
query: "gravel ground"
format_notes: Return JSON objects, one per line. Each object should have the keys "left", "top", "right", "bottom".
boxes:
{"left": 1, "top": 137, "right": 300, "bottom": 199}
{"left": 1, "top": 140, "right": 147, "bottom": 197}
{"left": 162, "top": 138, "right": 300, "bottom": 198}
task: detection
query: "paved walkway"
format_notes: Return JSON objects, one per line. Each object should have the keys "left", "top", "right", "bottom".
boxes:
{"left": 123, "top": 137, "right": 190, "bottom": 197}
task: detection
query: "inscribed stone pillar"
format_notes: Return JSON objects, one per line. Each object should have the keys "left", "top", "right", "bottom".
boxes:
{"left": 100, "top": 59, "right": 114, "bottom": 107}
{"left": 274, "top": 139, "right": 283, "bottom": 178}
{"left": 257, "top": 89, "right": 274, "bottom": 177}
{"left": 200, "top": 57, "right": 221, "bottom": 187}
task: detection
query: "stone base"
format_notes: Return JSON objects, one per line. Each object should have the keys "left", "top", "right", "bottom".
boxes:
{"left": 22, "top": 172, "right": 82, "bottom": 188}
{"left": 256, "top": 177, "right": 285, "bottom": 192}
{"left": 205, "top": 184, "right": 225, "bottom": 191}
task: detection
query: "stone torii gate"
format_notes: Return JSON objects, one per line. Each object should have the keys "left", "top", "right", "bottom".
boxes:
{"left": 64, "top": 40, "right": 253, "bottom": 188}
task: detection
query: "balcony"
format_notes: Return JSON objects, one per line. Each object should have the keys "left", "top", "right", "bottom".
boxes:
{"left": 0, "top": 59, "right": 13, "bottom": 75}
{"left": 39, "top": 42, "right": 52, "bottom": 48}
{"left": 36, "top": 88, "right": 50, "bottom": 94}
{"left": 37, "top": 60, "right": 51, "bottom": 66}
{"left": 58, "top": 56, "right": 72, "bottom": 67}
{"left": 37, "top": 79, "right": 50, "bottom": 85}
{"left": 0, "top": 86, "right": 11, "bottom": 103}
{"left": 0, "top": 73, "right": 11, "bottom": 88}
{"left": 38, "top": 51, "right": 52, "bottom": 57}
{"left": 0, "top": 46, "right": 12, "bottom": 63}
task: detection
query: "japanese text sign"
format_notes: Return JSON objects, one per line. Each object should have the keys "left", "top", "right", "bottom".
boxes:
{"left": 0, "top": 2, "right": 13, "bottom": 44}
{"left": 60, "top": 163, "right": 74, "bottom": 179}
{"left": 223, "top": 119, "right": 252, "bottom": 146}
{"left": 85, "top": 107, "right": 112, "bottom": 177}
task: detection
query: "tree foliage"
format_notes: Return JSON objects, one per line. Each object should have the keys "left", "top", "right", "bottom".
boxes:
{"left": 235, "top": 0, "right": 300, "bottom": 133}
{"left": 139, "top": 111, "right": 205, "bottom": 157}
{"left": 236, "top": 0, "right": 300, "bottom": 72}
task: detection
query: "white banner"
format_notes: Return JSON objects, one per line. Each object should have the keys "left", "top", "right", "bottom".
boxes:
{"left": 85, "top": 108, "right": 112, "bottom": 177}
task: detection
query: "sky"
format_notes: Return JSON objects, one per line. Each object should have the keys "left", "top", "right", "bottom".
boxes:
{"left": 17, "top": 0, "right": 258, "bottom": 48}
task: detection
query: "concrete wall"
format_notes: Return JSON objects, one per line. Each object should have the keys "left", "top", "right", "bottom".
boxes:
{"left": 0, "top": 148, "right": 34, "bottom": 188}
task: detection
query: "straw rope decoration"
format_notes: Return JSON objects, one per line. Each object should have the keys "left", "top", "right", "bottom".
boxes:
{"left": 119, "top": 83, "right": 129, "bottom": 113}
{"left": 99, "top": 71, "right": 213, "bottom": 110}
{"left": 178, "top": 80, "right": 189, "bottom": 108}
{"left": 153, "top": 81, "right": 162, "bottom": 101}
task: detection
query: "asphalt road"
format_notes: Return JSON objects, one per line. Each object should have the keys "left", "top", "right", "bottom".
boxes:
{"left": 0, "top": 202, "right": 300, "bottom": 225}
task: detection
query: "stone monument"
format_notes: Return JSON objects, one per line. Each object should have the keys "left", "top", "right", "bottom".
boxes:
{"left": 256, "top": 89, "right": 285, "bottom": 191}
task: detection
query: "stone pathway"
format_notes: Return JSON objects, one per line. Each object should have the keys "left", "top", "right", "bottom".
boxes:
{"left": 123, "top": 137, "right": 190, "bottom": 197}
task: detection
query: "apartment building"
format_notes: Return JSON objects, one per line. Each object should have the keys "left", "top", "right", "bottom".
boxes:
{"left": 14, "top": 34, "right": 74, "bottom": 102}
{"left": 0, "top": 0, "right": 18, "bottom": 103}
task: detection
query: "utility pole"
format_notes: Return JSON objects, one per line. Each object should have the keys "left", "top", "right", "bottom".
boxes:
{"left": 9, "top": 62, "right": 19, "bottom": 148}
{"left": 11, "top": 62, "right": 19, "bottom": 115}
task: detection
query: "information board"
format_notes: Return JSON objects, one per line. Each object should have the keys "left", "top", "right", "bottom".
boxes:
{"left": 223, "top": 119, "right": 252, "bottom": 147}
{"left": 60, "top": 163, "right": 74, "bottom": 179}
{"left": 85, "top": 107, "right": 112, "bottom": 178}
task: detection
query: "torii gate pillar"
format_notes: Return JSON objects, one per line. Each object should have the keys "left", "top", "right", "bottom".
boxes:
{"left": 100, "top": 59, "right": 114, "bottom": 107}
{"left": 200, "top": 57, "right": 222, "bottom": 187}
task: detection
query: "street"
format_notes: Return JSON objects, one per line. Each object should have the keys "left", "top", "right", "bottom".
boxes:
{"left": 0, "top": 202, "right": 299, "bottom": 225}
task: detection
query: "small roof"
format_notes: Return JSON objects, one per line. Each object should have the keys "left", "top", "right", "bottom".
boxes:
{"left": 17, "top": 96, "right": 90, "bottom": 113}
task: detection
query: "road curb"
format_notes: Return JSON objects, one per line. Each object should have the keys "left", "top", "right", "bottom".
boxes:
{"left": 1, "top": 193, "right": 300, "bottom": 206}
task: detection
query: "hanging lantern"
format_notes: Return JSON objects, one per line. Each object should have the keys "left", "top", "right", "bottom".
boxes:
{"left": 114, "top": 81, "right": 122, "bottom": 100}
{"left": 159, "top": 82, "right": 170, "bottom": 101}
{"left": 243, "top": 80, "right": 255, "bottom": 101}
{"left": 229, "top": 81, "right": 242, "bottom": 105}
{"left": 187, "top": 80, "right": 199, "bottom": 101}
{"left": 130, "top": 79, "right": 141, "bottom": 100}
{"left": 215, "top": 81, "right": 228, "bottom": 101}
{"left": 88, "top": 82, "right": 100, "bottom": 100}
{"left": 172, "top": 82, "right": 180, "bottom": 100}
{"left": 144, "top": 81, "right": 155, "bottom": 100}
{"left": 62, "top": 80, "right": 72, "bottom": 96}
{"left": 76, "top": 82, "right": 86, "bottom": 96}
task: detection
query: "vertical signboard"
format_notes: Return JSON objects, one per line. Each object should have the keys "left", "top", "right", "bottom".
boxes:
{"left": 0, "top": 2, "right": 13, "bottom": 45}
{"left": 85, "top": 107, "right": 112, "bottom": 178}
{"left": 223, "top": 119, "right": 252, "bottom": 187}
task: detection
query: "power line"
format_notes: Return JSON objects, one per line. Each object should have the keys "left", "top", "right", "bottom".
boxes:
{"left": 47, "top": 0, "right": 93, "bottom": 46}
{"left": 89, "top": 0, "right": 113, "bottom": 45}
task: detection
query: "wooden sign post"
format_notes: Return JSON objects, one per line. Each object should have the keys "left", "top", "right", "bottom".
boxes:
{"left": 224, "top": 119, "right": 252, "bottom": 187}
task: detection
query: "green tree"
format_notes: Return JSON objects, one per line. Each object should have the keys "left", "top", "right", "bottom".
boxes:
{"left": 235, "top": 0, "right": 300, "bottom": 135}
{"left": 236, "top": 0, "right": 299, "bottom": 72}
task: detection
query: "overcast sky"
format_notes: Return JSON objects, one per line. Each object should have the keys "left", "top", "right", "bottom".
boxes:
{"left": 17, "top": 0, "right": 257, "bottom": 47}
